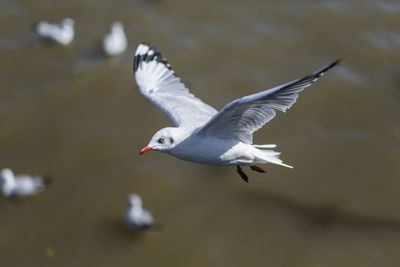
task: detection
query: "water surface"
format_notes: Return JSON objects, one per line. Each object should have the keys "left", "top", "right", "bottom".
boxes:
{"left": 0, "top": 0, "right": 399, "bottom": 266}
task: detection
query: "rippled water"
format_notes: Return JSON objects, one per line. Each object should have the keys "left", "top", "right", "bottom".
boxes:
{"left": 0, "top": 0, "right": 399, "bottom": 266}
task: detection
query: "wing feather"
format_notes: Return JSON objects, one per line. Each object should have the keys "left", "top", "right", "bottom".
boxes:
{"left": 133, "top": 42, "right": 217, "bottom": 127}
{"left": 197, "top": 60, "right": 340, "bottom": 143}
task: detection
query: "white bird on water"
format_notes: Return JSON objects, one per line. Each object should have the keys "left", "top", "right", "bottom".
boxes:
{"left": 0, "top": 168, "right": 49, "bottom": 198}
{"left": 134, "top": 42, "right": 340, "bottom": 182}
{"left": 34, "top": 18, "right": 75, "bottom": 45}
{"left": 102, "top": 21, "right": 127, "bottom": 56}
{"left": 124, "top": 194, "right": 154, "bottom": 231}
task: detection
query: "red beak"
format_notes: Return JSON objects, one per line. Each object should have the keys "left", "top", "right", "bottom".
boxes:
{"left": 139, "top": 146, "right": 153, "bottom": 155}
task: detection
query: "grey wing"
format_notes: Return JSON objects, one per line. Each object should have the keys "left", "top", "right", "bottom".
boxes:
{"left": 140, "top": 209, "right": 154, "bottom": 226}
{"left": 14, "top": 176, "right": 44, "bottom": 196}
{"left": 197, "top": 60, "right": 340, "bottom": 144}
{"left": 134, "top": 42, "right": 217, "bottom": 128}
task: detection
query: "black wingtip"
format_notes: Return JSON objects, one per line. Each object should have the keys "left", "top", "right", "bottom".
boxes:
{"left": 327, "top": 59, "right": 341, "bottom": 70}
{"left": 43, "top": 175, "right": 52, "bottom": 187}
{"left": 133, "top": 41, "right": 172, "bottom": 73}
{"left": 275, "top": 58, "right": 341, "bottom": 93}
{"left": 301, "top": 58, "right": 341, "bottom": 84}
{"left": 317, "top": 59, "right": 341, "bottom": 76}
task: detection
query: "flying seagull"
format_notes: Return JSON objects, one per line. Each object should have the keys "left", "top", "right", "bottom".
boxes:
{"left": 134, "top": 42, "right": 339, "bottom": 182}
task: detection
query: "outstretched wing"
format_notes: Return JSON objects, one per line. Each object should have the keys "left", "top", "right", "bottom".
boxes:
{"left": 197, "top": 60, "right": 340, "bottom": 144}
{"left": 133, "top": 42, "right": 217, "bottom": 128}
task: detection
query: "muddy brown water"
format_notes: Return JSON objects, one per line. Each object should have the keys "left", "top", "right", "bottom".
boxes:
{"left": 0, "top": 0, "right": 399, "bottom": 266}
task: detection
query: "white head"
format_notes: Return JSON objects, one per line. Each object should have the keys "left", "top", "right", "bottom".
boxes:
{"left": 139, "top": 127, "right": 181, "bottom": 155}
{"left": 111, "top": 21, "right": 124, "bottom": 31}
{"left": 127, "top": 194, "right": 142, "bottom": 208}
{"left": 1, "top": 168, "right": 15, "bottom": 185}
{"left": 62, "top": 18, "right": 74, "bottom": 27}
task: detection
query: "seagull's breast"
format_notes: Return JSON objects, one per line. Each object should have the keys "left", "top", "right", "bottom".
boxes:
{"left": 2, "top": 182, "right": 14, "bottom": 197}
{"left": 169, "top": 135, "right": 254, "bottom": 166}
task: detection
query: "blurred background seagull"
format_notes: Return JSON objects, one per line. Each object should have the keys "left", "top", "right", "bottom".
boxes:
{"left": 124, "top": 194, "right": 154, "bottom": 231}
{"left": 34, "top": 18, "right": 75, "bottom": 45}
{"left": 0, "top": 168, "right": 50, "bottom": 198}
{"left": 134, "top": 42, "right": 340, "bottom": 182}
{"left": 102, "top": 21, "right": 127, "bottom": 56}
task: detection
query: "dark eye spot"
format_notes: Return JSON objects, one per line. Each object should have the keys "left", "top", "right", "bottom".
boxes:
{"left": 158, "top": 137, "right": 164, "bottom": 144}
{"left": 170, "top": 137, "right": 174, "bottom": 144}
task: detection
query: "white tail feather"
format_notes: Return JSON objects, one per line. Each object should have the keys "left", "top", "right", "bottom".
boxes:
{"left": 252, "top": 146, "right": 293, "bottom": 168}
{"left": 253, "top": 144, "right": 277, "bottom": 148}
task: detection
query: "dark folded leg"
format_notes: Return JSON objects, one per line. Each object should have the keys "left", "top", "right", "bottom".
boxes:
{"left": 250, "top": 165, "right": 267, "bottom": 173}
{"left": 236, "top": 166, "right": 249, "bottom": 183}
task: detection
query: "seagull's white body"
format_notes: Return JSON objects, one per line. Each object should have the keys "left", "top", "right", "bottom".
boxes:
{"left": 1, "top": 168, "right": 48, "bottom": 198}
{"left": 35, "top": 18, "right": 74, "bottom": 45}
{"left": 102, "top": 22, "right": 127, "bottom": 56}
{"left": 133, "top": 42, "right": 339, "bottom": 181}
{"left": 169, "top": 128, "right": 285, "bottom": 167}
{"left": 124, "top": 194, "right": 154, "bottom": 231}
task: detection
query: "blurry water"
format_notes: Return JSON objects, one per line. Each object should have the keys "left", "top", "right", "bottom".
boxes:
{"left": 0, "top": 0, "right": 399, "bottom": 266}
